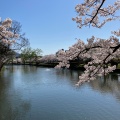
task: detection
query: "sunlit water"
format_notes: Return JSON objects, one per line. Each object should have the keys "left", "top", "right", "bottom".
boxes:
{"left": 0, "top": 65, "right": 120, "bottom": 120}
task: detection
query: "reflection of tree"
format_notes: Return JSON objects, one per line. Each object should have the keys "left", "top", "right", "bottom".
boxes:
{"left": 0, "top": 72, "right": 31, "bottom": 120}
{"left": 0, "top": 101, "right": 30, "bottom": 120}
{"left": 55, "top": 69, "right": 82, "bottom": 85}
{"left": 89, "top": 73, "right": 120, "bottom": 101}
{"left": 21, "top": 65, "right": 37, "bottom": 74}
{"left": 5, "top": 65, "right": 37, "bottom": 74}
{"left": 55, "top": 69, "right": 120, "bottom": 101}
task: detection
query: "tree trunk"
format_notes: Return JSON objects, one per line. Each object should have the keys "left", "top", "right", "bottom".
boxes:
{"left": 0, "top": 62, "right": 4, "bottom": 72}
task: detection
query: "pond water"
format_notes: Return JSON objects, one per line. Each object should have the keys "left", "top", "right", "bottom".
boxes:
{"left": 0, "top": 65, "right": 120, "bottom": 120}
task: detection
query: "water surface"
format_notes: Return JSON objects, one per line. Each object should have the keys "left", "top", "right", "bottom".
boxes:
{"left": 0, "top": 65, "right": 120, "bottom": 120}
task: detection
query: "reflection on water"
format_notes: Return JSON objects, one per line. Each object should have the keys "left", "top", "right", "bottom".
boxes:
{"left": 89, "top": 73, "right": 120, "bottom": 101}
{"left": 55, "top": 69, "right": 120, "bottom": 96}
{"left": 0, "top": 68, "right": 31, "bottom": 120}
{"left": 0, "top": 65, "right": 120, "bottom": 120}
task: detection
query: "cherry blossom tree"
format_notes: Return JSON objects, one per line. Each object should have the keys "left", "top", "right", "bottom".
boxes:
{"left": 56, "top": 0, "right": 120, "bottom": 85}
{"left": 37, "top": 54, "right": 58, "bottom": 67}
{"left": 72, "top": 0, "right": 120, "bottom": 28}
{"left": 0, "top": 18, "right": 29, "bottom": 71}
{"left": 39, "top": 54, "right": 58, "bottom": 63}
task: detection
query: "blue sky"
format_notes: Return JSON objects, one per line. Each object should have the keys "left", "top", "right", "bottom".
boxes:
{"left": 0, "top": 0, "right": 119, "bottom": 55}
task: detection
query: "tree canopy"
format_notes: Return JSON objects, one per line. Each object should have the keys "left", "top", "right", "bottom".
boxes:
{"left": 0, "top": 18, "right": 29, "bottom": 70}
{"left": 21, "top": 47, "right": 42, "bottom": 63}
{"left": 56, "top": 0, "right": 120, "bottom": 86}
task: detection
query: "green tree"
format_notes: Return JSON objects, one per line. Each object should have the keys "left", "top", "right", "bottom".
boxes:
{"left": 21, "top": 47, "right": 42, "bottom": 64}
